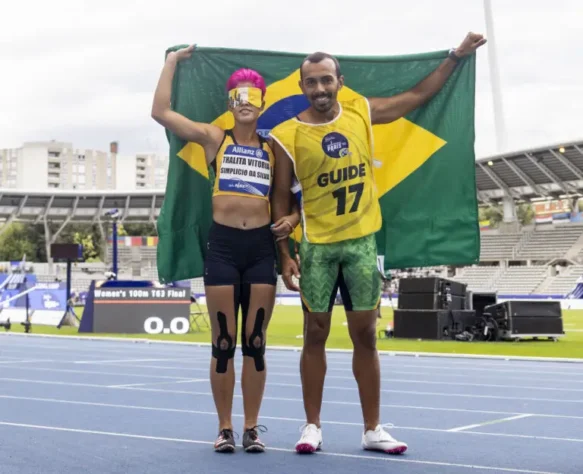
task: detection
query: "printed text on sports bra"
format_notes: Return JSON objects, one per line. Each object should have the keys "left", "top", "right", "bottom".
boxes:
{"left": 218, "top": 144, "right": 271, "bottom": 197}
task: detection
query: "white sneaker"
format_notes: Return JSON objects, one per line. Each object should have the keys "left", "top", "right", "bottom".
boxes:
{"left": 362, "top": 424, "right": 408, "bottom": 455}
{"left": 295, "top": 423, "right": 323, "bottom": 454}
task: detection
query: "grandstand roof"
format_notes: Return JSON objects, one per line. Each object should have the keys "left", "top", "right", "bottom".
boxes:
{"left": 1, "top": 139, "right": 582, "bottom": 225}
{"left": 475, "top": 139, "right": 583, "bottom": 204}
{"left": 0, "top": 189, "right": 164, "bottom": 225}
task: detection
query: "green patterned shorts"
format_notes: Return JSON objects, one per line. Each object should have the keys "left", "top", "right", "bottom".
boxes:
{"left": 299, "top": 233, "right": 382, "bottom": 313}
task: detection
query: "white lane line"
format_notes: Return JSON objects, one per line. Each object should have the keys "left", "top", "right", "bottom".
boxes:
{"left": 0, "top": 394, "right": 364, "bottom": 426}
{"left": 0, "top": 421, "right": 562, "bottom": 473}
{"left": 5, "top": 363, "right": 583, "bottom": 393}
{"left": 5, "top": 374, "right": 583, "bottom": 403}
{"left": 0, "top": 359, "right": 55, "bottom": 364}
{"left": 63, "top": 361, "right": 583, "bottom": 391}
{"left": 74, "top": 358, "right": 185, "bottom": 364}
{"left": 94, "top": 360, "right": 583, "bottom": 379}
{"left": 459, "top": 429, "right": 583, "bottom": 444}
{"left": 0, "top": 366, "right": 199, "bottom": 381}
{"left": 3, "top": 376, "right": 583, "bottom": 406}
{"left": 118, "top": 384, "right": 583, "bottom": 404}
{"left": 1, "top": 390, "right": 582, "bottom": 421}
{"left": 3, "top": 333, "right": 583, "bottom": 371}
{"left": 0, "top": 378, "right": 583, "bottom": 420}
{"left": 108, "top": 379, "right": 207, "bottom": 388}
{"left": 1, "top": 395, "right": 582, "bottom": 447}
{"left": 448, "top": 414, "right": 534, "bottom": 432}
{"left": 0, "top": 378, "right": 109, "bottom": 388}
{"left": 4, "top": 356, "right": 583, "bottom": 386}
{"left": 3, "top": 341, "right": 583, "bottom": 380}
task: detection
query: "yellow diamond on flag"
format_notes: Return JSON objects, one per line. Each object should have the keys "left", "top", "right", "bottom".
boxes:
{"left": 176, "top": 68, "right": 446, "bottom": 242}
{"left": 176, "top": 113, "right": 234, "bottom": 180}
{"left": 371, "top": 118, "right": 447, "bottom": 198}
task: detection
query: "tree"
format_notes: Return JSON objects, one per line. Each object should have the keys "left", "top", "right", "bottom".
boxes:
{"left": 73, "top": 231, "right": 99, "bottom": 262}
{"left": 122, "top": 223, "right": 157, "bottom": 236}
{"left": 0, "top": 223, "right": 37, "bottom": 261}
{"left": 517, "top": 202, "right": 534, "bottom": 225}
{"left": 116, "top": 223, "right": 128, "bottom": 237}
{"left": 479, "top": 205, "right": 503, "bottom": 228}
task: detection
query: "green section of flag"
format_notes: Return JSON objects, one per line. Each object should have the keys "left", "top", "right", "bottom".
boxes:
{"left": 370, "top": 56, "right": 480, "bottom": 271}
{"left": 156, "top": 45, "right": 480, "bottom": 284}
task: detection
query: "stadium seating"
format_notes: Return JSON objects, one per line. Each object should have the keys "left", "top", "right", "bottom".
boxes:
{"left": 515, "top": 224, "right": 583, "bottom": 260}
{"left": 542, "top": 264, "right": 583, "bottom": 296}
{"left": 452, "top": 266, "right": 501, "bottom": 291}
{"left": 479, "top": 232, "right": 523, "bottom": 261}
{"left": 493, "top": 265, "right": 549, "bottom": 294}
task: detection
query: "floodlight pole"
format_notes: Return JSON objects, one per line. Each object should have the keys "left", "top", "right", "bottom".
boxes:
{"left": 483, "top": 0, "right": 508, "bottom": 153}
{"left": 112, "top": 218, "right": 119, "bottom": 279}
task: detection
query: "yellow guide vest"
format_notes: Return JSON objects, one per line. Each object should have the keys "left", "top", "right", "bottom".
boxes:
{"left": 269, "top": 97, "right": 382, "bottom": 243}
{"left": 212, "top": 130, "right": 275, "bottom": 201}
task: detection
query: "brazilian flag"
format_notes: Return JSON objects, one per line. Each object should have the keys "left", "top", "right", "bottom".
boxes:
{"left": 156, "top": 45, "right": 480, "bottom": 283}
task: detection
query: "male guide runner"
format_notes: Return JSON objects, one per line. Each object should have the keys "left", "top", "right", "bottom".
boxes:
{"left": 269, "top": 32, "right": 486, "bottom": 454}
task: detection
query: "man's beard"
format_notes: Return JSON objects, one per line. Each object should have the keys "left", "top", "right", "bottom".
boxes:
{"left": 312, "top": 92, "right": 333, "bottom": 111}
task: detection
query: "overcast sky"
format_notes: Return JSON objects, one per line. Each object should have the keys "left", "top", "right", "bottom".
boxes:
{"left": 1, "top": 0, "right": 581, "bottom": 160}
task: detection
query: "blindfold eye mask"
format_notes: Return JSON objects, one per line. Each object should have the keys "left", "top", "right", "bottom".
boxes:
{"left": 228, "top": 86, "right": 263, "bottom": 108}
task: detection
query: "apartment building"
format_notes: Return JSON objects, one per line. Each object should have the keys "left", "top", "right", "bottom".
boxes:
{"left": 0, "top": 141, "right": 168, "bottom": 191}
{"left": 135, "top": 153, "right": 168, "bottom": 189}
{"left": 0, "top": 140, "right": 115, "bottom": 190}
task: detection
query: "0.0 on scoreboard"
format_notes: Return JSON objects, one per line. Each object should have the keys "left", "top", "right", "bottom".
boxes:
{"left": 143, "top": 316, "right": 190, "bottom": 335}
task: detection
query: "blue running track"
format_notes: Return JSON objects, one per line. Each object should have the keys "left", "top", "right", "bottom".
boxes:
{"left": 0, "top": 334, "right": 582, "bottom": 474}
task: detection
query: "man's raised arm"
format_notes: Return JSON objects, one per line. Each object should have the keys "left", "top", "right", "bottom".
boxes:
{"left": 368, "top": 32, "right": 486, "bottom": 125}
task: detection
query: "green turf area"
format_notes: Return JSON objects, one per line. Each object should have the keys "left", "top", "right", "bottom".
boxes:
{"left": 4, "top": 304, "right": 583, "bottom": 359}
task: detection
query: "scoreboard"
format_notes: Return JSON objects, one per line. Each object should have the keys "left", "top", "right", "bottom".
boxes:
{"left": 80, "top": 282, "right": 192, "bottom": 334}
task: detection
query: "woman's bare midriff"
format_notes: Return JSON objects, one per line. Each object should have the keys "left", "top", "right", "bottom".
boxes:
{"left": 212, "top": 195, "right": 271, "bottom": 230}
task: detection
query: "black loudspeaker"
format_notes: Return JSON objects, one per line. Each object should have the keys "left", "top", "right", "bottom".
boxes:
{"left": 399, "top": 277, "right": 467, "bottom": 296}
{"left": 485, "top": 300, "right": 562, "bottom": 319}
{"left": 398, "top": 293, "right": 465, "bottom": 310}
{"left": 393, "top": 309, "right": 478, "bottom": 340}
{"left": 483, "top": 300, "right": 564, "bottom": 340}
{"left": 394, "top": 310, "right": 452, "bottom": 340}
{"left": 398, "top": 277, "right": 467, "bottom": 311}
{"left": 466, "top": 291, "right": 498, "bottom": 317}
{"left": 450, "top": 310, "right": 482, "bottom": 335}
{"left": 51, "top": 243, "right": 84, "bottom": 262}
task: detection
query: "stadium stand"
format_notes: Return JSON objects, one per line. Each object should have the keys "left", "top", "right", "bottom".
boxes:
{"left": 479, "top": 232, "right": 523, "bottom": 261}
{"left": 1, "top": 139, "right": 583, "bottom": 298}
{"left": 451, "top": 265, "right": 501, "bottom": 291}
{"left": 543, "top": 264, "right": 583, "bottom": 295}
{"left": 494, "top": 265, "right": 549, "bottom": 294}
{"left": 514, "top": 224, "right": 583, "bottom": 261}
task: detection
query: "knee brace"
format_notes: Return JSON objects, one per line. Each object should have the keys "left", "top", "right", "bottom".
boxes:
{"left": 212, "top": 311, "right": 235, "bottom": 374}
{"left": 242, "top": 308, "right": 266, "bottom": 372}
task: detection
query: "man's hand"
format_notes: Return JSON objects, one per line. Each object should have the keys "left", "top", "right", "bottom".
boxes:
{"left": 281, "top": 254, "right": 301, "bottom": 292}
{"left": 369, "top": 31, "right": 486, "bottom": 125}
{"left": 454, "top": 32, "right": 487, "bottom": 57}
{"left": 271, "top": 214, "right": 300, "bottom": 242}
{"left": 168, "top": 44, "right": 195, "bottom": 63}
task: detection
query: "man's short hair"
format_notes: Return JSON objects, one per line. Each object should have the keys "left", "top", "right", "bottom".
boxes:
{"left": 300, "top": 52, "right": 342, "bottom": 80}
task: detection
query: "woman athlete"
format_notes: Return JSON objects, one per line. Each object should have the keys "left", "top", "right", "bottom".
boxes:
{"left": 151, "top": 45, "right": 299, "bottom": 453}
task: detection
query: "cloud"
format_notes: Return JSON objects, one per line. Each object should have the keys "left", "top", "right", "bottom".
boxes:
{"left": 0, "top": 0, "right": 580, "bottom": 160}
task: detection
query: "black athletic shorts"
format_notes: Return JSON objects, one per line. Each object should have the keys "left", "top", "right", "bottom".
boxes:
{"left": 203, "top": 221, "right": 277, "bottom": 287}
